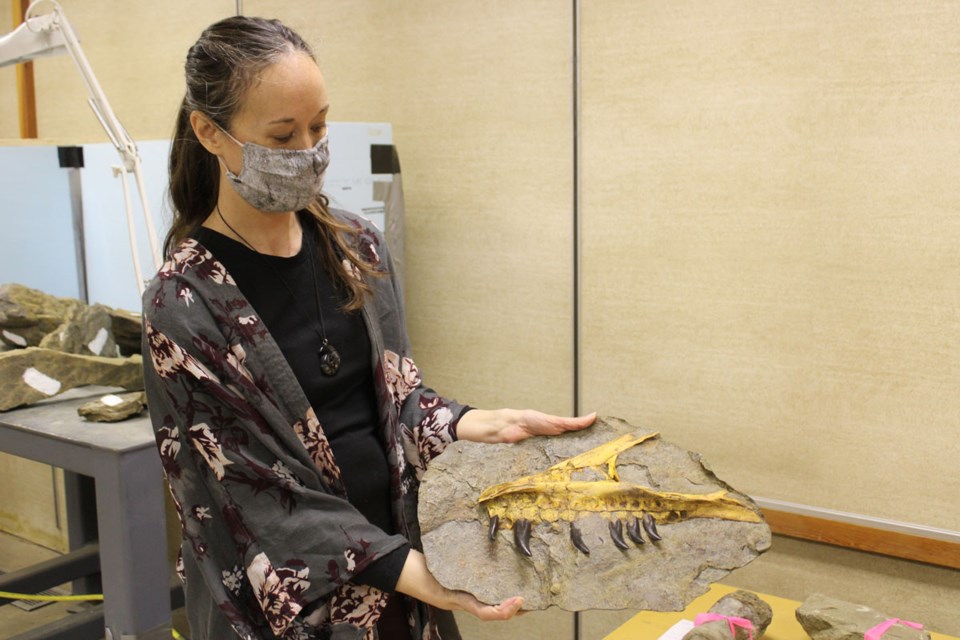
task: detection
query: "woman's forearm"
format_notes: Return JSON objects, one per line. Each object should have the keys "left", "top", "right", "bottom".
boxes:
{"left": 394, "top": 549, "right": 524, "bottom": 621}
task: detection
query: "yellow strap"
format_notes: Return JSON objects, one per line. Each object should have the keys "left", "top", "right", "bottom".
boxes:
{"left": 0, "top": 590, "right": 104, "bottom": 602}
{"left": 0, "top": 591, "right": 187, "bottom": 638}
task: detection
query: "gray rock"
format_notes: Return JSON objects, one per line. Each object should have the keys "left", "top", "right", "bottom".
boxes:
{"left": 0, "top": 347, "right": 143, "bottom": 411}
{"left": 39, "top": 303, "right": 121, "bottom": 357}
{"left": 419, "top": 417, "right": 771, "bottom": 611}
{"left": 0, "top": 284, "right": 144, "bottom": 410}
{"left": 77, "top": 391, "right": 147, "bottom": 422}
{"left": 796, "top": 593, "right": 931, "bottom": 640}
{"left": 108, "top": 308, "right": 143, "bottom": 356}
{"left": 0, "top": 283, "right": 81, "bottom": 348}
{"left": 0, "top": 283, "right": 142, "bottom": 355}
{"left": 682, "top": 590, "right": 773, "bottom": 640}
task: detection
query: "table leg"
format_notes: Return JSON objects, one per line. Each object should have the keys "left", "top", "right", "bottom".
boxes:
{"left": 63, "top": 470, "right": 100, "bottom": 595}
{"left": 94, "top": 447, "right": 171, "bottom": 640}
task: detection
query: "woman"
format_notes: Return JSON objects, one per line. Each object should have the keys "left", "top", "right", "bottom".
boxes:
{"left": 142, "top": 14, "right": 593, "bottom": 640}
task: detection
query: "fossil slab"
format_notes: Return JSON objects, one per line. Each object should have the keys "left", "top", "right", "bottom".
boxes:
{"left": 77, "top": 391, "right": 148, "bottom": 422}
{"left": 419, "top": 417, "right": 771, "bottom": 611}
{"left": 796, "top": 593, "right": 931, "bottom": 640}
{"left": 39, "top": 303, "right": 121, "bottom": 357}
{"left": 0, "top": 283, "right": 81, "bottom": 348}
{"left": 108, "top": 308, "right": 144, "bottom": 356}
{"left": 0, "top": 347, "right": 143, "bottom": 411}
{"left": 0, "top": 283, "right": 141, "bottom": 355}
{"left": 0, "top": 284, "right": 145, "bottom": 410}
{"left": 683, "top": 590, "right": 773, "bottom": 640}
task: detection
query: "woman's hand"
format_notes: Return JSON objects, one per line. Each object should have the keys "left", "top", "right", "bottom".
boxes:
{"left": 395, "top": 550, "right": 524, "bottom": 621}
{"left": 456, "top": 409, "right": 596, "bottom": 444}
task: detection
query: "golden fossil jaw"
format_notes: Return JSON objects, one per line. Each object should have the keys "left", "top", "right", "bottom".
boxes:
{"left": 478, "top": 432, "right": 763, "bottom": 557}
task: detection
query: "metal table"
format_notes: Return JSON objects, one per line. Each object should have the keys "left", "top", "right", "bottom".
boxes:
{"left": 0, "top": 388, "right": 171, "bottom": 640}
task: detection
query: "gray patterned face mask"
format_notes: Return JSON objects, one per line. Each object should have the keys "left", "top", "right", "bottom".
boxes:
{"left": 218, "top": 128, "right": 330, "bottom": 212}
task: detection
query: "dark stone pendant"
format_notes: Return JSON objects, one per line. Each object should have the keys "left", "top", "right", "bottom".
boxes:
{"left": 318, "top": 341, "right": 340, "bottom": 376}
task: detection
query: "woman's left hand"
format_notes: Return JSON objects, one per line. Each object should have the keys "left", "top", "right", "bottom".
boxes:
{"left": 456, "top": 409, "right": 596, "bottom": 444}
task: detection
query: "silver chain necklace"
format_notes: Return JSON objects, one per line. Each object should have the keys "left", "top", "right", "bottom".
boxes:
{"left": 216, "top": 205, "right": 341, "bottom": 376}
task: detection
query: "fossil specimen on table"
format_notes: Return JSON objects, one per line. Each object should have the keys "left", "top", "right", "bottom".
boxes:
{"left": 0, "top": 347, "right": 143, "bottom": 412}
{"left": 796, "top": 593, "right": 931, "bottom": 640}
{"left": 682, "top": 590, "right": 773, "bottom": 640}
{"left": 418, "top": 417, "right": 771, "bottom": 611}
{"left": 479, "top": 432, "right": 763, "bottom": 556}
{"left": 0, "top": 284, "right": 143, "bottom": 412}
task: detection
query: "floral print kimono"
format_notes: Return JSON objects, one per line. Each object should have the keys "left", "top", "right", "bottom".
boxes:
{"left": 142, "top": 209, "right": 465, "bottom": 640}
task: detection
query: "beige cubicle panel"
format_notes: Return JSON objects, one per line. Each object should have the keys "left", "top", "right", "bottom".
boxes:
{"left": 29, "top": 0, "right": 234, "bottom": 142}
{"left": 579, "top": 0, "right": 960, "bottom": 634}
{"left": 579, "top": 0, "right": 960, "bottom": 530}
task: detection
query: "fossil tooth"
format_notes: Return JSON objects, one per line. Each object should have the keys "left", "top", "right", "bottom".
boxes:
{"left": 609, "top": 519, "right": 630, "bottom": 550}
{"left": 514, "top": 519, "right": 533, "bottom": 556}
{"left": 570, "top": 522, "right": 590, "bottom": 555}
{"left": 488, "top": 515, "right": 499, "bottom": 540}
{"left": 626, "top": 516, "right": 645, "bottom": 545}
{"left": 642, "top": 512, "right": 662, "bottom": 542}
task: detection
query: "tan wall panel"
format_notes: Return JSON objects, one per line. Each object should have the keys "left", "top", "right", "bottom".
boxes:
{"left": 31, "top": 0, "right": 235, "bottom": 141}
{"left": 580, "top": 1, "right": 960, "bottom": 530}
{"left": 254, "top": 1, "right": 576, "bottom": 414}
{"left": 383, "top": 1, "right": 573, "bottom": 414}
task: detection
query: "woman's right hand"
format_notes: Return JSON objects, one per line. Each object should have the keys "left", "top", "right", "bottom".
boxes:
{"left": 395, "top": 549, "right": 524, "bottom": 621}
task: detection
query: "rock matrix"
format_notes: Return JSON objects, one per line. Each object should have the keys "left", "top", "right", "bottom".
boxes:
{"left": 77, "top": 391, "right": 148, "bottom": 422}
{"left": 419, "top": 417, "right": 771, "bottom": 611}
{"left": 0, "top": 284, "right": 144, "bottom": 412}
{"left": 796, "top": 594, "right": 931, "bottom": 640}
{"left": 682, "top": 590, "right": 773, "bottom": 640}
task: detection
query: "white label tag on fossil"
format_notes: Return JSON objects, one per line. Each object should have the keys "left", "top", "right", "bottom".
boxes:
{"left": 22, "top": 367, "right": 61, "bottom": 396}
{"left": 87, "top": 328, "right": 109, "bottom": 355}
{"left": 100, "top": 394, "right": 124, "bottom": 407}
{"left": 2, "top": 330, "right": 27, "bottom": 346}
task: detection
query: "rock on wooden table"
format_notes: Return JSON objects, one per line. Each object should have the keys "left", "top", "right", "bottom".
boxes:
{"left": 796, "top": 593, "right": 931, "bottom": 640}
{"left": 683, "top": 590, "right": 774, "bottom": 639}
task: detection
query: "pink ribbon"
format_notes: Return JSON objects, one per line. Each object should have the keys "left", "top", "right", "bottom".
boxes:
{"left": 865, "top": 618, "right": 924, "bottom": 640}
{"left": 693, "top": 613, "right": 755, "bottom": 640}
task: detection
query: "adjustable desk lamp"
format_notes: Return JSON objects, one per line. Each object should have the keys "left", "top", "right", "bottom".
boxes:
{"left": 0, "top": 0, "right": 161, "bottom": 296}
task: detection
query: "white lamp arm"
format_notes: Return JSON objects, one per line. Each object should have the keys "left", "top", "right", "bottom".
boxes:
{"left": 0, "top": 12, "right": 65, "bottom": 66}
{"left": 25, "top": 1, "right": 139, "bottom": 171}
{"left": 1, "top": 0, "right": 163, "bottom": 289}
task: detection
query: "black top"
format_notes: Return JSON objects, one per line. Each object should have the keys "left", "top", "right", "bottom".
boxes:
{"left": 191, "top": 215, "right": 409, "bottom": 592}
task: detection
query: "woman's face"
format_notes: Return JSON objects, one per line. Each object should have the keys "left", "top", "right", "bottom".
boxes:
{"left": 220, "top": 51, "right": 330, "bottom": 174}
